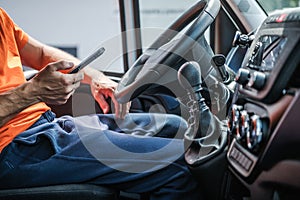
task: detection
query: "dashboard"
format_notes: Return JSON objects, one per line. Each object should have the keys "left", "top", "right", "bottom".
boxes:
{"left": 226, "top": 7, "right": 300, "bottom": 199}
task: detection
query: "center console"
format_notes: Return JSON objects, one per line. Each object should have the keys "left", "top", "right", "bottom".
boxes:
{"left": 226, "top": 7, "right": 300, "bottom": 199}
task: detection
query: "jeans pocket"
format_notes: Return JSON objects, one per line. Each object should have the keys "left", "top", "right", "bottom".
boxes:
{"left": 13, "top": 135, "right": 56, "bottom": 163}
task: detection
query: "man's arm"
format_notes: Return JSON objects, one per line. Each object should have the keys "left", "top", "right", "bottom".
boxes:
{"left": 0, "top": 81, "right": 40, "bottom": 127}
{"left": 20, "top": 36, "right": 80, "bottom": 70}
{"left": 20, "top": 36, "right": 108, "bottom": 81}
{"left": 20, "top": 36, "right": 117, "bottom": 88}
{"left": 19, "top": 35, "right": 130, "bottom": 119}
{"left": 0, "top": 61, "right": 83, "bottom": 127}
{"left": 0, "top": 35, "right": 84, "bottom": 127}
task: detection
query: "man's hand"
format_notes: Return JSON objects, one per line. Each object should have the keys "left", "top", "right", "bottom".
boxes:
{"left": 29, "top": 61, "right": 84, "bottom": 105}
{"left": 90, "top": 77, "right": 131, "bottom": 119}
{"left": 78, "top": 65, "right": 131, "bottom": 119}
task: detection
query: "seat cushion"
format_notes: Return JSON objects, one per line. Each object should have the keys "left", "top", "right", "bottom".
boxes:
{"left": 0, "top": 184, "right": 119, "bottom": 200}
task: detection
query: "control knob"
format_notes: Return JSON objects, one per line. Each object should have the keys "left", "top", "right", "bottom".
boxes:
{"left": 246, "top": 115, "right": 263, "bottom": 150}
{"left": 235, "top": 68, "right": 251, "bottom": 86}
{"left": 228, "top": 104, "right": 242, "bottom": 136}
{"left": 248, "top": 71, "right": 267, "bottom": 90}
{"left": 238, "top": 110, "right": 250, "bottom": 140}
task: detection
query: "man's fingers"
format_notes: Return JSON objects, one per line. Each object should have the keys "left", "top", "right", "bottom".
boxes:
{"left": 93, "top": 88, "right": 131, "bottom": 118}
{"left": 125, "top": 102, "right": 131, "bottom": 118}
{"left": 119, "top": 104, "right": 127, "bottom": 119}
{"left": 110, "top": 94, "right": 131, "bottom": 119}
{"left": 49, "top": 61, "right": 74, "bottom": 71}
{"left": 118, "top": 102, "right": 131, "bottom": 119}
{"left": 110, "top": 94, "right": 120, "bottom": 118}
{"left": 96, "top": 93, "right": 110, "bottom": 114}
{"left": 44, "top": 61, "right": 84, "bottom": 85}
{"left": 66, "top": 71, "right": 84, "bottom": 84}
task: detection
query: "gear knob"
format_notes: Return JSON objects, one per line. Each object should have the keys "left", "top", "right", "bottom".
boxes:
{"left": 177, "top": 61, "right": 202, "bottom": 100}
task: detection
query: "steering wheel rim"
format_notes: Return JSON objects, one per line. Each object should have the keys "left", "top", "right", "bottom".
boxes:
{"left": 115, "top": 0, "right": 221, "bottom": 104}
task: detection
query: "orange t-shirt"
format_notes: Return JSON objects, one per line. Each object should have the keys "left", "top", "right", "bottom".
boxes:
{"left": 0, "top": 8, "right": 50, "bottom": 152}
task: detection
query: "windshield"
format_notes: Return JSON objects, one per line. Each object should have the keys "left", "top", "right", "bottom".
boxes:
{"left": 257, "top": 0, "right": 299, "bottom": 14}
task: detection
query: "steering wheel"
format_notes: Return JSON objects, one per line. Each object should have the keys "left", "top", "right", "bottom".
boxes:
{"left": 114, "top": 0, "right": 221, "bottom": 104}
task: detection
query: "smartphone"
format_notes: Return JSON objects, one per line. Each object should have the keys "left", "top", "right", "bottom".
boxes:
{"left": 69, "top": 47, "right": 105, "bottom": 74}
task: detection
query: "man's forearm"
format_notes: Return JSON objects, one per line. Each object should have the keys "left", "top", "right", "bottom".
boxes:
{"left": 81, "top": 64, "right": 120, "bottom": 90}
{"left": 20, "top": 36, "right": 81, "bottom": 71}
{"left": 20, "top": 36, "right": 111, "bottom": 86}
{"left": 0, "top": 82, "right": 39, "bottom": 127}
{"left": 40, "top": 45, "right": 80, "bottom": 68}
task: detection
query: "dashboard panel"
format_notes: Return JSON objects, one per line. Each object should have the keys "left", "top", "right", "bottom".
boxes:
{"left": 226, "top": 7, "right": 300, "bottom": 199}
{"left": 235, "top": 8, "right": 300, "bottom": 103}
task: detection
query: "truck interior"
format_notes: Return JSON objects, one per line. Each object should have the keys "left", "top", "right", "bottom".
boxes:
{"left": 0, "top": 0, "right": 300, "bottom": 199}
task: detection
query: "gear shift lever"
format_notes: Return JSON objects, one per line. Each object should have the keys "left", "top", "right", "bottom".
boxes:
{"left": 177, "top": 61, "right": 227, "bottom": 166}
{"left": 178, "top": 61, "right": 203, "bottom": 100}
{"left": 177, "top": 61, "right": 210, "bottom": 138}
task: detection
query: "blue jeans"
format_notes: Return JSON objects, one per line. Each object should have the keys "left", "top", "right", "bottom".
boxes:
{"left": 0, "top": 111, "right": 200, "bottom": 200}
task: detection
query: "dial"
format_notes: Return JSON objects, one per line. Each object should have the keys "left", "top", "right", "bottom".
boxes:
{"left": 228, "top": 105, "right": 243, "bottom": 137}
{"left": 246, "top": 115, "right": 263, "bottom": 150}
{"left": 238, "top": 110, "right": 250, "bottom": 140}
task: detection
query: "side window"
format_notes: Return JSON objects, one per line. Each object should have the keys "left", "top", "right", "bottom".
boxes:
{"left": 139, "top": 0, "right": 201, "bottom": 48}
{"left": 0, "top": 0, "right": 124, "bottom": 74}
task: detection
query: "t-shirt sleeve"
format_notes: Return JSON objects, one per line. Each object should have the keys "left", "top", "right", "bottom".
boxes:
{"left": 0, "top": 8, "right": 29, "bottom": 51}
{"left": 14, "top": 23, "right": 29, "bottom": 51}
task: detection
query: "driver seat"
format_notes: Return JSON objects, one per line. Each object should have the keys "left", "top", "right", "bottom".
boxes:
{"left": 0, "top": 184, "right": 119, "bottom": 200}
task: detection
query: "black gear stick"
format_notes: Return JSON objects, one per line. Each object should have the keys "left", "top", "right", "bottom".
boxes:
{"left": 178, "top": 61, "right": 203, "bottom": 100}
{"left": 177, "top": 61, "right": 226, "bottom": 166}
{"left": 177, "top": 61, "right": 211, "bottom": 138}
